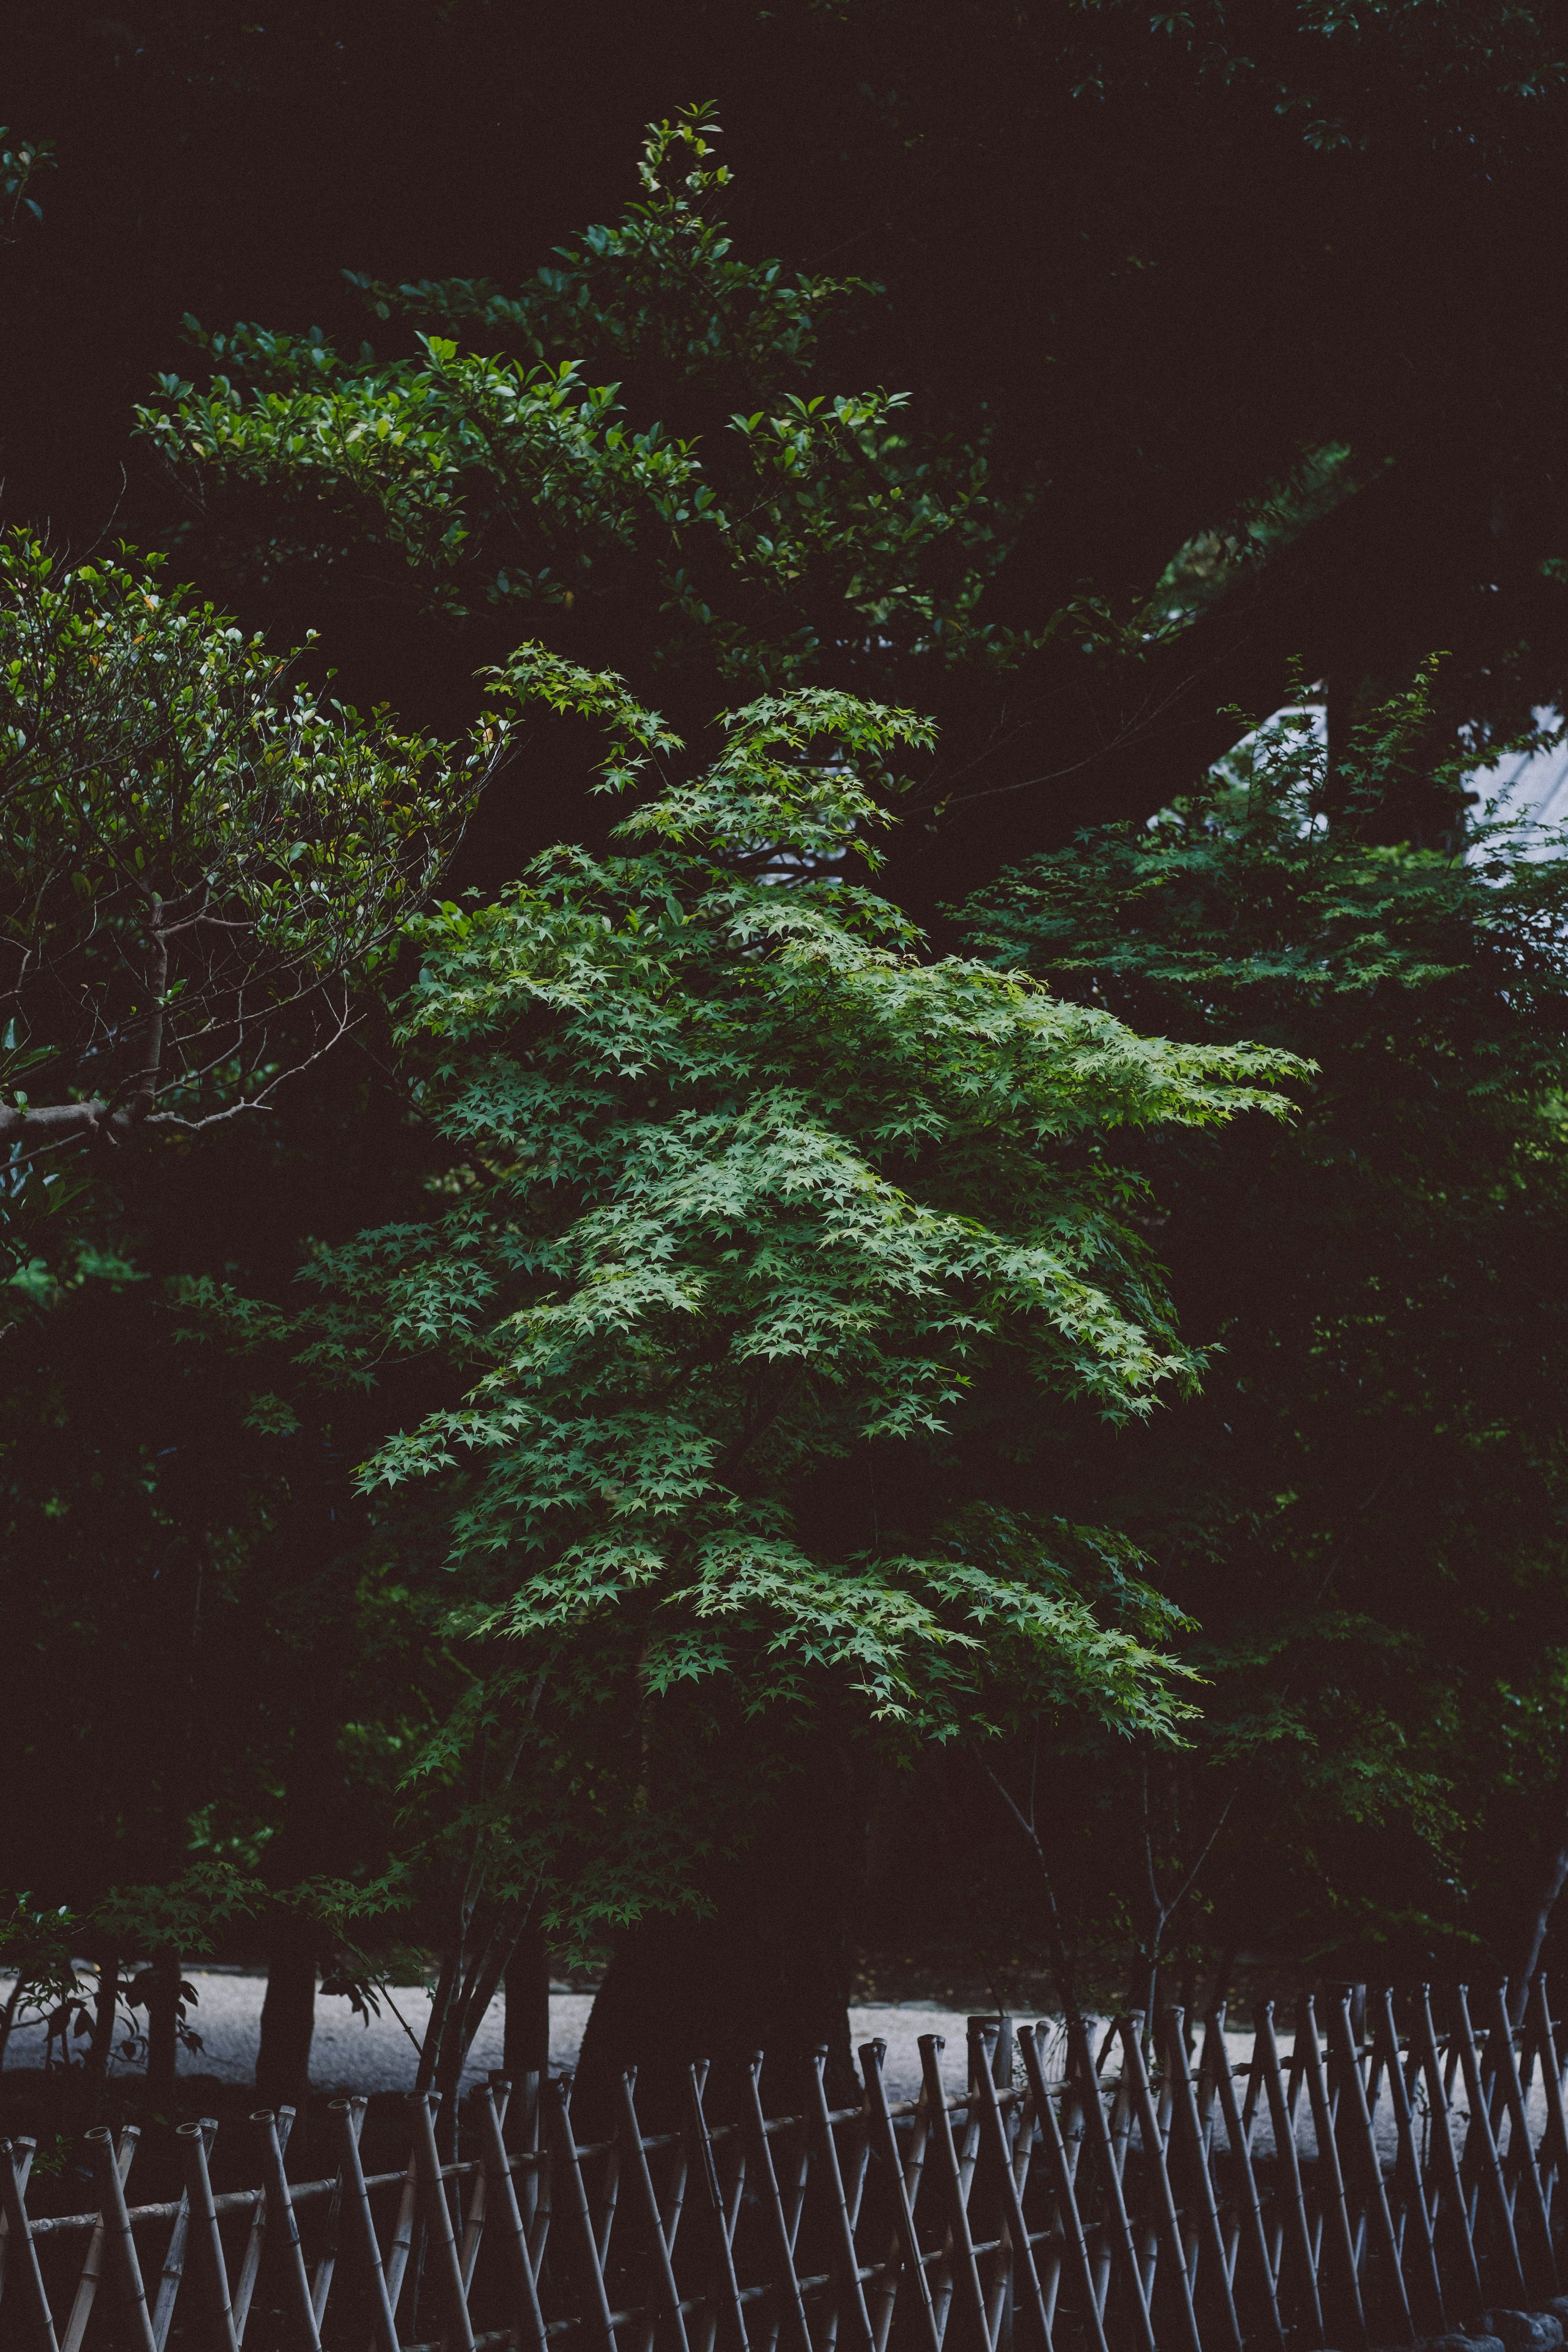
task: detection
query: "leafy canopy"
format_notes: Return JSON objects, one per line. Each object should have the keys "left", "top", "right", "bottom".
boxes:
{"left": 136, "top": 107, "right": 1048, "bottom": 697}
{"left": 214, "top": 658, "right": 1299, "bottom": 1860}
{"left": 959, "top": 681, "right": 1568, "bottom": 1965}
{"left": 0, "top": 530, "right": 506, "bottom": 1173}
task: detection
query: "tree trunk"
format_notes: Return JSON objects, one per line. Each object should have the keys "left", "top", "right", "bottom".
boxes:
{"left": 572, "top": 1733, "right": 861, "bottom": 2136}
{"left": 1508, "top": 1816, "right": 1568, "bottom": 2024}
{"left": 144, "top": 1944, "right": 180, "bottom": 2110}
{"left": 505, "top": 1921, "right": 550, "bottom": 2200}
{"left": 86, "top": 1954, "right": 119, "bottom": 2112}
{"left": 256, "top": 1910, "right": 318, "bottom": 2110}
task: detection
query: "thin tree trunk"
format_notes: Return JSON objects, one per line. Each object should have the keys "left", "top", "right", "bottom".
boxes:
{"left": 86, "top": 1954, "right": 120, "bottom": 2111}
{"left": 1508, "top": 1783, "right": 1568, "bottom": 2024}
{"left": 256, "top": 1911, "right": 318, "bottom": 2109}
{"left": 145, "top": 1943, "right": 180, "bottom": 2109}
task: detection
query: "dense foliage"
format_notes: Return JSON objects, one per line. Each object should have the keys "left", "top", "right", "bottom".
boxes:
{"left": 957, "top": 686, "right": 1568, "bottom": 1989}
{"left": 5, "top": 1, "right": 1568, "bottom": 2114}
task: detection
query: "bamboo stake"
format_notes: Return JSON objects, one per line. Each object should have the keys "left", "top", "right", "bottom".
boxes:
{"left": 327, "top": 2098, "right": 401, "bottom": 2352}
{"left": 178, "top": 2119, "right": 240, "bottom": 2352}
{"left": 1451, "top": 1984, "right": 1528, "bottom": 2303}
{"left": 254, "top": 2107, "right": 323, "bottom": 2352}
{"left": 1253, "top": 2003, "right": 1326, "bottom": 2348}
{"left": 1116, "top": 2016, "right": 1202, "bottom": 2352}
{"left": 744, "top": 2054, "right": 813, "bottom": 2352}
{"left": 86, "top": 2122, "right": 158, "bottom": 2352}
{"left": 684, "top": 2064, "right": 748, "bottom": 2352}
{"left": 151, "top": 2115, "right": 216, "bottom": 2350}
{"left": 1017, "top": 2026, "right": 1107, "bottom": 2352}
{"left": 0, "top": 2138, "right": 59, "bottom": 2351}
{"left": 1064, "top": 2015, "right": 1154, "bottom": 2352}
{"left": 232, "top": 2100, "right": 295, "bottom": 2341}
{"left": 62, "top": 2121, "right": 138, "bottom": 2352}
{"left": 1161, "top": 2010, "right": 1242, "bottom": 2352}
{"left": 818, "top": 2041, "right": 879, "bottom": 2352}
{"left": 1486, "top": 1982, "right": 1558, "bottom": 2294}
{"left": 461, "top": 2074, "right": 510, "bottom": 2296}
{"left": 1409, "top": 1986, "right": 1485, "bottom": 2320}
{"left": 1325, "top": 1990, "right": 1413, "bottom": 2345}
{"left": 919, "top": 2034, "right": 990, "bottom": 2352}
{"left": 1204, "top": 2009, "right": 1285, "bottom": 2350}
{"left": 1369, "top": 1991, "right": 1445, "bottom": 2335}
{"left": 969, "top": 2025, "right": 1052, "bottom": 2352}
{"left": 1296, "top": 1996, "right": 1368, "bottom": 2352}
{"left": 380, "top": 2132, "right": 421, "bottom": 2331}
{"left": 1527, "top": 1978, "right": 1568, "bottom": 2217}
{"left": 860, "top": 2038, "right": 938, "bottom": 2352}
{"left": 617, "top": 2069, "right": 690, "bottom": 2352}
{"left": 313, "top": 2094, "right": 364, "bottom": 2326}
{"left": 413, "top": 2089, "right": 478, "bottom": 2352}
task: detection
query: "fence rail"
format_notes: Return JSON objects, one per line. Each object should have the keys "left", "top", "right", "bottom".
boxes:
{"left": 3, "top": 1980, "right": 1567, "bottom": 2351}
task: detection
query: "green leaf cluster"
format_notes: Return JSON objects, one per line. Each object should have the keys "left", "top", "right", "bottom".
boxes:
{"left": 201, "top": 659, "right": 1299, "bottom": 1943}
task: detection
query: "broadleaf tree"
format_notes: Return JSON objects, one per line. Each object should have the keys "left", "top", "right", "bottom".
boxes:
{"left": 207, "top": 650, "right": 1300, "bottom": 2117}
{"left": 0, "top": 530, "right": 507, "bottom": 1179}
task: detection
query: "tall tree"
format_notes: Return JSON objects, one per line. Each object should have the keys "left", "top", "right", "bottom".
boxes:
{"left": 208, "top": 650, "right": 1295, "bottom": 2107}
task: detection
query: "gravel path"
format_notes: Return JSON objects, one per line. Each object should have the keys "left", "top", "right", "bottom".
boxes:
{"left": 2, "top": 1975, "right": 980, "bottom": 2106}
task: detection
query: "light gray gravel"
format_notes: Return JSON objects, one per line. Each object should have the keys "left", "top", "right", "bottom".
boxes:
{"left": 2, "top": 1977, "right": 980, "bottom": 2106}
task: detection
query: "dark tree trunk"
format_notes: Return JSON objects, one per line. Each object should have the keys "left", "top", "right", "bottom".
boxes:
{"left": 86, "top": 1954, "right": 119, "bottom": 2115}
{"left": 256, "top": 1909, "right": 319, "bottom": 2111}
{"left": 1508, "top": 1793, "right": 1568, "bottom": 2024}
{"left": 505, "top": 1921, "right": 550, "bottom": 2215}
{"left": 144, "top": 1944, "right": 180, "bottom": 2110}
{"left": 572, "top": 1734, "right": 861, "bottom": 2135}
{"left": 505, "top": 1922, "right": 551, "bottom": 2087}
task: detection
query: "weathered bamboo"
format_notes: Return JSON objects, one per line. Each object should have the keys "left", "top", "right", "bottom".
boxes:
{"left": 232, "top": 2100, "right": 294, "bottom": 2342}
{"left": 457, "top": 2075, "right": 506, "bottom": 2296}
{"left": 178, "top": 2118, "right": 241, "bottom": 2352}
{"left": 618, "top": 2068, "right": 692, "bottom": 2352}
{"left": 86, "top": 2121, "right": 158, "bottom": 2352}
{"left": 742, "top": 2053, "right": 814, "bottom": 2352}
{"left": 1296, "top": 1996, "right": 1368, "bottom": 2352}
{"left": 151, "top": 2115, "right": 216, "bottom": 2350}
{"left": 1116, "top": 2017, "right": 1201, "bottom": 2352}
{"left": 919, "top": 2033, "right": 989, "bottom": 2352}
{"left": 1253, "top": 2002, "right": 1326, "bottom": 2348}
{"left": 252, "top": 2107, "right": 323, "bottom": 2352}
{"left": 325, "top": 2097, "right": 401, "bottom": 2352}
{"left": 61, "top": 2120, "right": 138, "bottom": 2352}
{"left": 1066, "top": 2014, "right": 1155, "bottom": 2352}
{"left": 1, "top": 2137, "right": 60, "bottom": 2352}
{"left": 1203, "top": 2009, "right": 1284, "bottom": 2351}
{"left": 1526, "top": 1976, "right": 1568, "bottom": 2218}
{"left": 686, "top": 2062, "right": 749, "bottom": 2352}
{"left": 312, "top": 2094, "right": 362, "bottom": 2324}
{"left": 1369, "top": 1989, "right": 1446, "bottom": 2335}
{"left": 1487, "top": 1980, "right": 1559, "bottom": 2292}
{"left": 1325, "top": 1988, "right": 1413, "bottom": 2344}
{"left": 1452, "top": 1983, "right": 1529, "bottom": 2303}
{"left": 860, "top": 2038, "right": 939, "bottom": 2352}
{"left": 806, "top": 2047, "right": 874, "bottom": 2352}
{"left": 968, "top": 2022, "right": 1051, "bottom": 2352}
{"left": 1018, "top": 2024, "right": 1107, "bottom": 2352}
{"left": 413, "top": 2087, "right": 479, "bottom": 2352}
{"left": 1410, "top": 1984, "right": 1486, "bottom": 2319}
{"left": 1160, "top": 2010, "right": 1242, "bottom": 2352}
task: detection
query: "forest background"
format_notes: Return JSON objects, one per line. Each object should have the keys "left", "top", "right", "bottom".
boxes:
{"left": 4, "top": 0, "right": 1568, "bottom": 2144}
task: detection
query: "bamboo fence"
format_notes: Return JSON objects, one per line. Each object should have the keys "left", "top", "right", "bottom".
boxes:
{"left": 3, "top": 1981, "right": 1568, "bottom": 2352}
